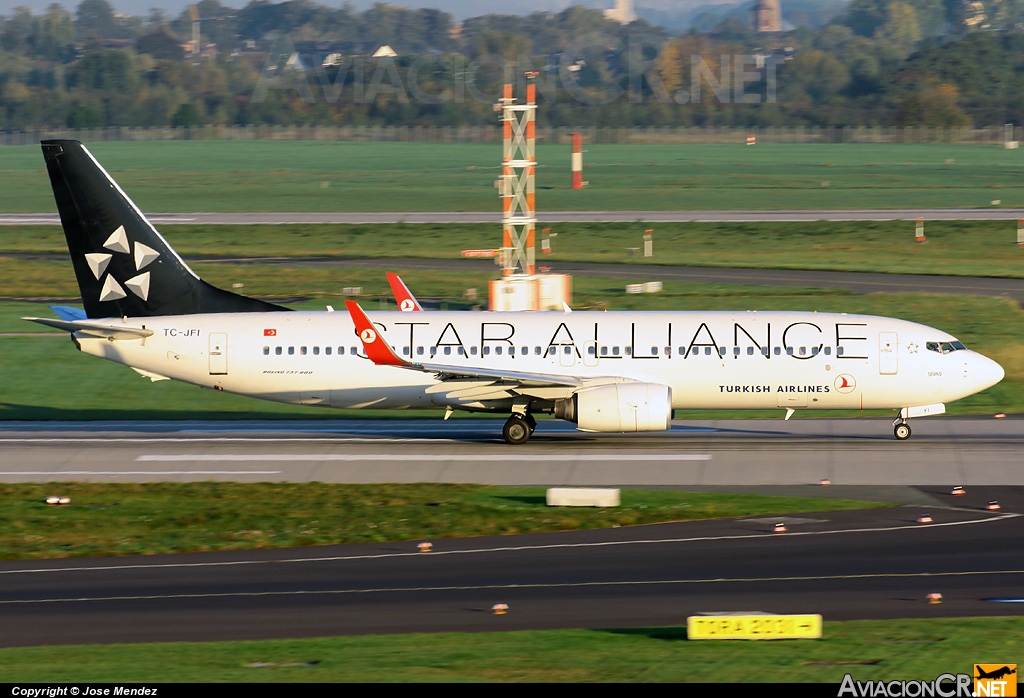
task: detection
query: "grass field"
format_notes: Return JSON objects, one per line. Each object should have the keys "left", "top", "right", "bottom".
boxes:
{"left": 7, "top": 219, "right": 1024, "bottom": 279}
{"left": 0, "top": 483, "right": 885, "bottom": 560}
{"left": 2, "top": 618, "right": 1020, "bottom": 682}
{"left": 4, "top": 142, "right": 1024, "bottom": 212}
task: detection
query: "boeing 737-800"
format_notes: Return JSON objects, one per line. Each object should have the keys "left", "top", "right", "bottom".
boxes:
{"left": 26, "top": 140, "right": 1005, "bottom": 444}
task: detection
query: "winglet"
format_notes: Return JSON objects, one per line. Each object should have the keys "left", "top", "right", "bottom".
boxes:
{"left": 386, "top": 272, "right": 423, "bottom": 312}
{"left": 344, "top": 300, "right": 408, "bottom": 366}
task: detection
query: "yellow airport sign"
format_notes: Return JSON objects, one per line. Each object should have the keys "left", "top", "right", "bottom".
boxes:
{"left": 687, "top": 614, "right": 822, "bottom": 640}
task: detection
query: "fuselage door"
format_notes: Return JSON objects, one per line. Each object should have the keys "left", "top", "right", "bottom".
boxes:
{"left": 209, "top": 332, "right": 228, "bottom": 375}
{"left": 559, "top": 344, "right": 577, "bottom": 368}
{"left": 879, "top": 331, "right": 898, "bottom": 375}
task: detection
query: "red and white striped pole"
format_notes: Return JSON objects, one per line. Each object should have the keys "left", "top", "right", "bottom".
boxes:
{"left": 571, "top": 131, "right": 583, "bottom": 189}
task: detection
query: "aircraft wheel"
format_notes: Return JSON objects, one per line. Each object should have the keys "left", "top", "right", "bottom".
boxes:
{"left": 524, "top": 412, "right": 537, "bottom": 434}
{"left": 894, "top": 423, "right": 911, "bottom": 440}
{"left": 503, "top": 415, "right": 531, "bottom": 445}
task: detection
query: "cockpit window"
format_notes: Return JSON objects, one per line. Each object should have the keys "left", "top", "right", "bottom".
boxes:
{"left": 927, "top": 341, "right": 967, "bottom": 354}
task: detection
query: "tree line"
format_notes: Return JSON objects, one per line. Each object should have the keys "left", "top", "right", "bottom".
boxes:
{"left": 1, "top": 0, "right": 1023, "bottom": 131}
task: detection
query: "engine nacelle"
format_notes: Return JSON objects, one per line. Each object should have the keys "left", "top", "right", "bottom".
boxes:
{"left": 555, "top": 382, "right": 673, "bottom": 433}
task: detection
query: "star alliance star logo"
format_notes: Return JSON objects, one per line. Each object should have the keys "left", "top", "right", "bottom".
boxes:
{"left": 84, "top": 225, "right": 160, "bottom": 303}
{"left": 907, "top": 342, "right": 919, "bottom": 354}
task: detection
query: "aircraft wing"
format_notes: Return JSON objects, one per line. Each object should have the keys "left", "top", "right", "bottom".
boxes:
{"left": 23, "top": 316, "right": 154, "bottom": 341}
{"left": 345, "top": 301, "right": 592, "bottom": 391}
{"left": 386, "top": 272, "right": 423, "bottom": 312}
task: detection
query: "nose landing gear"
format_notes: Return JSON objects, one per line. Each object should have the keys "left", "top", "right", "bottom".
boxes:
{"left": 893, "top": 417, "right": 911, "bottom": 440}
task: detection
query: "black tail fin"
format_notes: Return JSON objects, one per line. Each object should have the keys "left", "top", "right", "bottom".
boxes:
{"left": 41, "top": 140, "right": 289, "bottom": 318}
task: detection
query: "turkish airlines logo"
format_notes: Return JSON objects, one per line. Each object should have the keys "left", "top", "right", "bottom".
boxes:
{"left": 360, "top": 328, "right": 377, "bottom": 344}
{"left": 835, "top": 374, "right": 857, "bottom": 393}
{"left": 264, "top": 329, "right": 277, "bottom": 337}
{"left": 399, "top": 299, "right": 416, "bottom": 312}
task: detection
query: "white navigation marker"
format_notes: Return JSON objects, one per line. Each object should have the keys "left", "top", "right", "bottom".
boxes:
{"left": 124, "top": 272, "right": 151, "bottom": 301}
{"left": 84, "top": 252, "right": 112, "bottom": 280}
{"left": 99, "top": 275, "right": 127, "bottom": 302}
{"left": 103, "top": 225, "right": 130, "bottom": 254}
{"left": 133, "top": 242, "right": 160, "bottom": 271}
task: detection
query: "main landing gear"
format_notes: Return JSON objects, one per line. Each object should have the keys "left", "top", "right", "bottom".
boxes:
{"left": 893, "top": 416, "right": 911, "bottom": 441}
{"left": 503, "top": 412, "right": 537, "bottom": 445}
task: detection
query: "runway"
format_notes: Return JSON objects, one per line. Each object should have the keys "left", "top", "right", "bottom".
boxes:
{"left": 1, "top": 417, "right": 1022, "bottom": 486}
{"left": 3, "top": 417, "right": 1023, "bottom": 646}
{"left": 4, "top": 208, "right": 1024, "bottom": 225}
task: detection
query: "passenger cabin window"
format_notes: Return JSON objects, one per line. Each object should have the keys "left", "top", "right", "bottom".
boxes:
{"left": 300, "top": 347, "right": 307, "bottom": 355}
{"left": 263, "top": 346, "right": 270, "bottom": 355}
{"left": 313, "top": 346, "right": 319, "bottom": 355}
{"left": 288, "top": 347, "right": 295, "bottom": 355}
{"left": 326, "top": 347, "right": 332, "bottom": 355}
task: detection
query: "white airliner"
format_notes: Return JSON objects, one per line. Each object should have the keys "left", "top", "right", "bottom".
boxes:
{"left": 27, "top": 140, "right": 1005, "bottom": 444}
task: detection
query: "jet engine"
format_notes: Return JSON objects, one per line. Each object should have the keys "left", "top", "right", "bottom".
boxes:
{"left": 554, "top": 382, "right": 673, "bottom": 433}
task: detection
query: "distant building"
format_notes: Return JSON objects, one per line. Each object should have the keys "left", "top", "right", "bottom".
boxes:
{"left": 752, "top": 0, "right": 782, "bottom": 32}
{"left": 372, "top": 45, "right": 398, "bottom": 58}
{"left": 604, "top": 0, "right": 636, "bottom": 25}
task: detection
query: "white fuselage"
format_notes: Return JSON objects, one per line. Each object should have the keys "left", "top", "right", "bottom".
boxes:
{"left": 73, "top": 309, "right": 1004, "bottom": 415}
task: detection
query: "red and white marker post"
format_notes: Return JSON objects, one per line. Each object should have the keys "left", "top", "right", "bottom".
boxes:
{"left": 571, "top": 131, "right": 584, "bottom": 190}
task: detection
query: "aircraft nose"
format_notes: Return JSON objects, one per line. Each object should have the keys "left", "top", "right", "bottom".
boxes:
{"left": 970, "top": 352, "right": 1004, "bottom": 391}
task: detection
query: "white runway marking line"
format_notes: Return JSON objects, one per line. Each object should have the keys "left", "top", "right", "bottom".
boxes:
{"left": 0, "top": 511, "right": 1014, "bottom": 578}
{"left": 135, "top": 454, "right": 713, "bottom": 462}
{"left": 7, "top": 568, "right": 1024, "bottom": 606}
{"left": 0, "top": 436, "right": 485, "bottom": 444}
{"left": 0, "top": 471, "right": 283, "bottom": 476}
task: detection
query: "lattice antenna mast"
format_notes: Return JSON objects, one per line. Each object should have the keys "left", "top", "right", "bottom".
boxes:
{"left": 500, "top": 78, "right": 537, "bottom": 277}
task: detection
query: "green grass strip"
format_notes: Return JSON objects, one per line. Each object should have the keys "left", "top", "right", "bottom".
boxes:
{"left": 0, "top": 483, "right": 887, "bottom": 560}
{"left": 1, "top": 618, "right": 1020, "bottom": 682}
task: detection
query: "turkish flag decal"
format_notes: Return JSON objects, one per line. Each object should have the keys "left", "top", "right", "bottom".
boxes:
{"left": 264, "top": 329, "right": 277, "bottom": 336}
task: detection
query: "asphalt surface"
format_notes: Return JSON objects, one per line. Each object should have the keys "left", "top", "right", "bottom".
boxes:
{"left": 2, "top": 417, "right": 1023, "bottom": 486}
{"left": 217, "top": 257, "right": 1024, "bottom": 305}
{"left": 4, "top": 208, "right": 1024, "bottom": 225}
{"left": 3, "top": 418, "right": 1023, "bottom": 645}
{"left": 0, "top": 501, "right": 1020, "bottom": 646}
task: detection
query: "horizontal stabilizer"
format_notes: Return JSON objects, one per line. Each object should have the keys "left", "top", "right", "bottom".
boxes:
{"left": 49, "top": 305, "right": 87, "bottom": 321}
{"left": 23, "top": 316, "right": 154, "bottom": 341}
